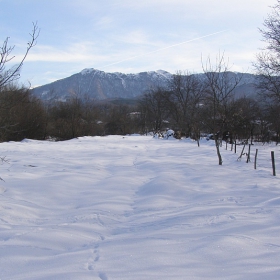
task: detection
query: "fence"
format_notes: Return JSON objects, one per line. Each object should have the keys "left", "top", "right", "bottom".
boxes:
{"left": 224, "top": 141, "right": 278, "bottom": 177}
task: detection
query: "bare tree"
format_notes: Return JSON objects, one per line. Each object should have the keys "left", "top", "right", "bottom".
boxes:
{"left": 228, "top": 97, "right": 261, "bottom": 143}
{"left": 48, "top": 97, "right": 84, "bottom": 140}
{"left": 138, "top": 88, "right": 169, "bottom": 134}
{"left": 0, "top": 22, "right": 39, "bottom": 89}
{"left": 202, "top": 53, "right": 243, "bottom": 165}
{"left": 0, "top": 28, "right": 39, "bottom": 158}
{"left": 103, "top": 104, "right": 134, "bottom": 135}
{"left": 254, "top": 1, "right": 280, "bottom": 103}
{"left": 167, "top": 71, "right": 204, "bottom": 144}
{"left": 261, "top": 102, "right": 280, "bottom": 144}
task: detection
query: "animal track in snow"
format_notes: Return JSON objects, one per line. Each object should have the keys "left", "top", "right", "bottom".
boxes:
{"left": 87, "top": 263, "right": 94, "bottom": 271}
{"left": 86, "top": 248, "right": 96, "bottom": 271}
{"left": 86, "top": 237, "right": 105, "bottom": 275}
{"left": 99, "top": 272, "right": 108, "bottom": 280}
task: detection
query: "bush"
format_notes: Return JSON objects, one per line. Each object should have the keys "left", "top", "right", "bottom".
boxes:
{"left": 0, "top": 86, "right": 46, "bottom": 141}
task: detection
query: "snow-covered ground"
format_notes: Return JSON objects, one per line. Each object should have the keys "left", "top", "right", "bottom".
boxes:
{"left": 0, "top": 135, "right": 280, "bottom": 280}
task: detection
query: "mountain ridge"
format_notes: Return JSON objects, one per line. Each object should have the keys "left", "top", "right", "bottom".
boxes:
{"left": 31, "top": 68, "right": 257, "bottom": 101}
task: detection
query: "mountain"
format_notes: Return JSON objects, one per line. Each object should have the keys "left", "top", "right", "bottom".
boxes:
{"left": 31, "top": 68, "right": 258, "bottom": 101}
{"left": 31, "top": 68, "right": 173, "bottom": 101}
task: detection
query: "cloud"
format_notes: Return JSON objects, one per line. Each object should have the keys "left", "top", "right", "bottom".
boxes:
{"left": 11, "top": 42, "right": 102, "bottom": 63}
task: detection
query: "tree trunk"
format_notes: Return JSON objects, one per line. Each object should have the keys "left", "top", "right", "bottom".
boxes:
{"left": 215, "top": 138, "right": 223, "bottom": 165}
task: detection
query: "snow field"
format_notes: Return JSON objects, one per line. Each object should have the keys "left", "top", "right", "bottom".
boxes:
{"left": 0, "top": 135, "right": 280, "bottom": 279}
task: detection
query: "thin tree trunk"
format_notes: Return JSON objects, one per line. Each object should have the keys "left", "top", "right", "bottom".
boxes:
{"left": 215, "top": 138, "right": 223, "bottom": 165}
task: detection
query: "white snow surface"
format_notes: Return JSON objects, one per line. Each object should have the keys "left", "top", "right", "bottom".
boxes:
{"left": 0, "top": 135, "right": 280, "bottom": 280}
{"left": 81, "top": 68, "right": 95, "bottom": 75}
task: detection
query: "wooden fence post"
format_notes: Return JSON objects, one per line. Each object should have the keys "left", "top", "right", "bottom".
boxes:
{"left": 254, "top": 149, "right": 258, "bottom": 169}
{"left": 271, "top": 151, "right": 276, "bottom": 176}
{"left": 246, "top": 144, "right": 251, "bottom": 163}
{"left": 237, "top": 144, "right": 246, "bottom": 161}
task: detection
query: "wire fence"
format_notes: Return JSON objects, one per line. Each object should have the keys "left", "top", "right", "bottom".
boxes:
{"left": 223, "top": 141, "right": 279, "bottom": 177}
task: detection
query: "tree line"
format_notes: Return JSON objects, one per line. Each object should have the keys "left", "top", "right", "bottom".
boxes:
{"left": 138, "top": 55, "right": 279, "bottom": 165}
{"left": 0, "top": 86, "right": 140, "bottom": 142}
{"left": 0, "top": 59, "right": 278, "bottom": 145}
{"left": 0, "top": 56, "right": 279, "bottom": 148}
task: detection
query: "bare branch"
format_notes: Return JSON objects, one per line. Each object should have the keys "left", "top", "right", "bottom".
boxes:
{"left": 254, "top": 1, "right": 280, "bottom": 104}
{"left": 0, "top": 22, "right": 40, "bottom": 88}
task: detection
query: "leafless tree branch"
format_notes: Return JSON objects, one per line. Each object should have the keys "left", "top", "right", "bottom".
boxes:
{"left": 0, "top": 22, "right": 40, "bottom": 89}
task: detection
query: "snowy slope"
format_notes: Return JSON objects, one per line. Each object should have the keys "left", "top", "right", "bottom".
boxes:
{"left": 0, "top": 136, "right": 280, "bottom": 279}
{"left": 31, "top": 69, "right": 173, "bottom": 101}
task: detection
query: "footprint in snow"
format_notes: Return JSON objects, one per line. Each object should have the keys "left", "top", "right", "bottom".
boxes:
{"left": 99, "top": 272, "right": 108, "bottom": 280}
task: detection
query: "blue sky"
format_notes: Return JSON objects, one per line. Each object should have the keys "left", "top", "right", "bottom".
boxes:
{"left": 0, "top": 0, "right": 276, "bottom": 87}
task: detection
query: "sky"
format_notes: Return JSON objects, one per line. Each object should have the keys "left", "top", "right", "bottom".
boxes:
{"left": 0, "top": 0, "right": 277, "bottom": 87}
